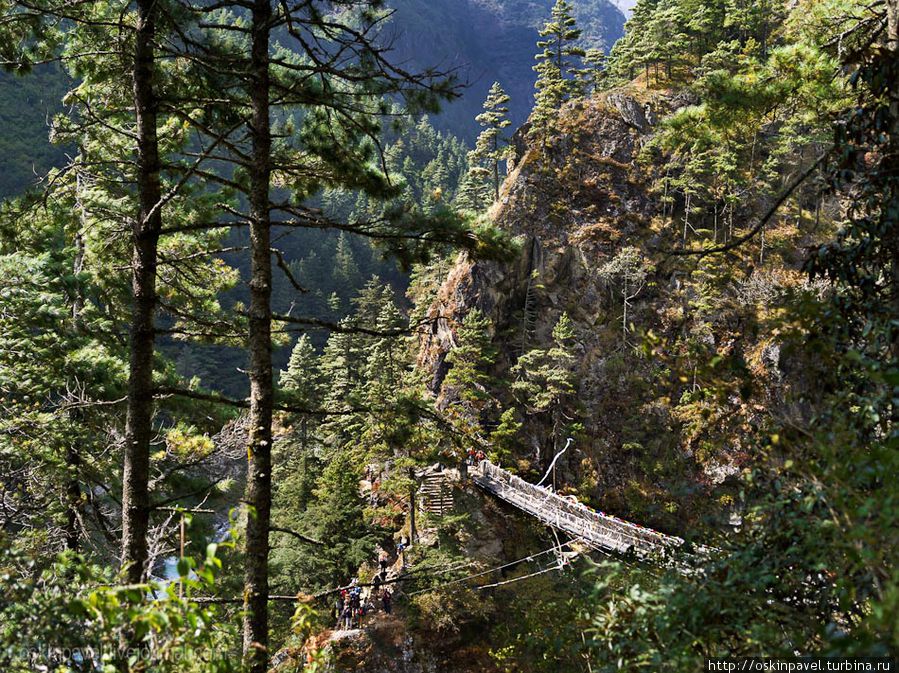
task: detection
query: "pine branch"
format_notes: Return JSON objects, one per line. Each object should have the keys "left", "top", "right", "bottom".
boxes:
{"left": 270, "top": 526, "right": 323, "bottom": 546}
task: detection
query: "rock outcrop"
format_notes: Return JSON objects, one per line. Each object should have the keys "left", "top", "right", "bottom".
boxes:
{"left": 417, "top": 89, "right": 683, "bottom": 507}
{"left": 419, "top": 89, "right": 663, "bottom": 378}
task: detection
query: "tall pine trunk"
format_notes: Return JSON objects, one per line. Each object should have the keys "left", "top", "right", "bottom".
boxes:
{"left": 492, "top": 133, "right": 500, "bottom": 201}
{"left": 120, "top": 0, "right": 162, "bottom": 585}
{"left": 66, "top": 224, "right": 86, "bottom": 552}
{"left": 243, "top": 1, "right": 274, "bottom": 670}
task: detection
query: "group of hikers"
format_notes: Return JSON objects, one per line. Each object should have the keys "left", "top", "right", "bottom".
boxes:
{"left": 335, "top": 551, "right": 397, "bottom": 630}
{"left": 334, "top": 452, "right": 495, "bottom": 631}
{"left": 465, "top": 448, "right": 487, "bottom": 466}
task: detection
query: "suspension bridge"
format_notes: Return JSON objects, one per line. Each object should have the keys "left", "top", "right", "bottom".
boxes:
{"left": 470, "top": 460, "right": 707, "bottom": 568}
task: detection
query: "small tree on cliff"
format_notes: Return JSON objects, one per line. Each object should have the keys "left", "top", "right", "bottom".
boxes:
{"left": 444, "top": 309, "right": 497, "bottom": 403}
{"left": 531, "top": 0, "right": 586, "bottom": 141}
{"left": 455, "top": 170, "right": 492, "bottom": 212}
{"left": 467, "top": 82, "right": 512, "bottom": 204}
{"left": 581, "top": 47, "right": 608, "bottom": 94}
{"left": 489, "top": 408, "right": 524, "bottom": 466}
{"left": 599, "top": 247, "right": 651, "bottom": 346}
{"left": 511, "top": 312, "right": 579, "bottom": 471}
{"left": 443, "top": 309, "right": 500, "bottom": 448}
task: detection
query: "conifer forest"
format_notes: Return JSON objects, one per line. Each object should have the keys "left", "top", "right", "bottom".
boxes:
{"left": 0, "top": 0, "right": 897, "bottom": 671}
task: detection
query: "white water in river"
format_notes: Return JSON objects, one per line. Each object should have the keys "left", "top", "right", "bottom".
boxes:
{"left": 156, "top": 519, "right": 232, "bottom": 585}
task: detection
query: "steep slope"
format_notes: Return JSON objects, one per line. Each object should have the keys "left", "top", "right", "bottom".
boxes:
{"left": 280, "top": 78, "right": 834, "bottom": 672}
{"left": 418, "top": 89, "right": 690, "bottom": 524}
{"left": 418, "top": 85, "right": 816, "bottom": 532}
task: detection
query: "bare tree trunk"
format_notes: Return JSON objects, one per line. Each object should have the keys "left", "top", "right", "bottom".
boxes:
{"left": 408, "top": 467, "right": 417, "bottom": 544}
{"left": 728, "top": 201, "right": 734, "bottom": 241}
{"left": 242, "top": 1, "right": 273, "bottom": 670}
{"left": 493, "top": 133, "right": 500, "bottom": 201}
{"left": 759, "top": 225, "right": 765, "bottom": 266}
{"left": 66, "top": 213, "right": 86, "bottom": 552}
{"left": 683, "top": 192, "right": 691, "bottom": 244}
{"left": 72, "top": 227, "right": 85, "bottom": 322}
{"left": 713, "top": 202, "right": 718, "bottom": 243}
{"left": 121, "top": 0, "right": 162, "bottom": 585}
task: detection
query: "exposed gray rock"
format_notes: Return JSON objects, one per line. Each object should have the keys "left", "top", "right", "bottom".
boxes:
{"left": 607, "top": 92, "right": 654, "bottom": 130}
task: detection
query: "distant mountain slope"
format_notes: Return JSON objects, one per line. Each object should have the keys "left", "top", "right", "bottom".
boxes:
{"left": 0, "top": 2, "right": 623, "bottom": 198}
{"left": 386, "top": 0, "right": 625, "bottom": 140}
{"left": 0, "top": 66, "right": 69, "bottom": 198}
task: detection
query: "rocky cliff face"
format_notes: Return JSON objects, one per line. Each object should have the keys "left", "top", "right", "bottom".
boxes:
{"left": 420, "top": 90, "right": 662, "bottom": 378}
{"left": 296, "top": 84, "right": 814, "bottom": 673}
{"left": 415, "top": 88, "right": 727, "bottom": 525}
{"left": 414, "top": 78, "right": 813, "bottom": 537}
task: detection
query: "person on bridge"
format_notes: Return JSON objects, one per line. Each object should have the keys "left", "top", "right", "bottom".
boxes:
{"left": 396, "top": 536, "right": 408, "bottom": 558}
{"left": 347, "top": 586, "right": 362, "bottom": 627}
{"left": 381, "top": 588, "right": 392, "bottom": 615}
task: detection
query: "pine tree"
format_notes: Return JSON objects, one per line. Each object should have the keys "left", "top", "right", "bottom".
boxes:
{"left": 305, "top": 451, "right": 380, "bottom": 585}
{"left": 581, "top": 47, "right": 608, "bottom": 94}
{"left": 606, "top": 0, "right": 661, "bottom": 81}
{"left": 531, "top": 0, "right": 586, "bottom": 141}
{"left": 1, "top": 0, "right": 239, "bottom": 586}
{"left": 362, "top": 286, "right": 406, "bottom": 403}
{"left": 489, "top": 408, "right": 523, "bottom": 466}
{"left": 455, "top": 170, "right": 492, "bottom": 212}
{"left": 598, "top": 247, "right": 651, "bottom": 345}
{"left": 333, "top": 232, "right": 362, "bottom": 300}
{"left": 320, "top": 327, "right": 361, "bottom": 411}
{"left": 444, "top": 309, "right": 497, "bottom": 403}
{"left": 467, "top": 82, "right": 512, "bottom": 203}
{"left": 280, "top": 335, "right": 321, "bottom": 402}
{"left": 511, "top": 312, "right": 579, "bottom": 470}
{"left": 278, "top": 334, "right": 324, "bottom": 512}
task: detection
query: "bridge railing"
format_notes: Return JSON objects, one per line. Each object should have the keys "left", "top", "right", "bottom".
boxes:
{"left": 473, "top": 461, "right": 684, "bottom": 558}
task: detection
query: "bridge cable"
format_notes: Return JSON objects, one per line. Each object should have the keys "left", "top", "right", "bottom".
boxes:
{"left": 475, "top": 563, "right": 567, "bottom": 591}
{"left": 535, "top": 437, "right": 574, "bottom": 488}
{"left": 407, "top": 539, "right": 583, "bottom": 597}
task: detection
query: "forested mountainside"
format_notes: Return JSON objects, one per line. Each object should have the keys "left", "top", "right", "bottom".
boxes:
{"left": 0, "top": 0, "right": 624, "bottom": 397}
{"left": 0, "top": 1, "right": 623, "bottom": 200}
{"left": 1, "top": 0, "right": 898, "bottom": 672}
{"left": 0, "top": 65, "right": 69, "bottom": 196}
{"left": 386, "top": 0, "right": 624, "bottom": 137}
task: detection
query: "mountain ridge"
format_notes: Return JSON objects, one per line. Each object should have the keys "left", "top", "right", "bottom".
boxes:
{"left": 0, "top": 1, "right": 625, "bottom": 200}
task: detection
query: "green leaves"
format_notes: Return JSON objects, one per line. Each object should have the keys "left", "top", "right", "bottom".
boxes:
{"left": 0, "top": 539, "right": 239, "bottom": 671}
{"left": 464, "top": 82, "right": 513, "bottom": 208}
{"left": 512, "top": 312, "right": 578, "bottom": 416}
